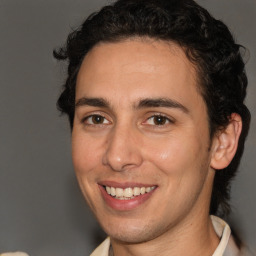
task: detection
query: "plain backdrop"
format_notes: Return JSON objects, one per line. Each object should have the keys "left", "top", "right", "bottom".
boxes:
{"left": 0, "top": 0, "right": 255, "bottom": 255}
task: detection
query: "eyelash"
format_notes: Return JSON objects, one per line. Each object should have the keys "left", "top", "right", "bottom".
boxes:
{"left": 81, "top": 113, "right": 174, "bottom": 127}
{"left": 82, "top": 114, "right": 111, "bottom": 126}
{"left": 143, "top": 114, "right": 174, "bottom": 127}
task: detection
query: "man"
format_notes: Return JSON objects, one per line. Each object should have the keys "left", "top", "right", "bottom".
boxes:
{"left": 54, "top": 0, "right": 251, "bottom": 255}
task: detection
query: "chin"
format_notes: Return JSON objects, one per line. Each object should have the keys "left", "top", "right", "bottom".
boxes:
{"left": 100, "top": 218, "right": 164, "bottom": 244}
{"left": 108, "top": 230, "right": 156, "bottom": 244}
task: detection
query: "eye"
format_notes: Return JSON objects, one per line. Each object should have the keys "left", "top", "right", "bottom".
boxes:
{"left": 83, "top": 114, "right": 110, "bottom": 125}
{"left": 145, "top": 115, "right": 172, "bottom": 126}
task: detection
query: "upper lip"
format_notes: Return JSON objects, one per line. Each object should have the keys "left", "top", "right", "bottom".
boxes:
{"left": 98, "top": 181, "right": 157, "bottom": 189}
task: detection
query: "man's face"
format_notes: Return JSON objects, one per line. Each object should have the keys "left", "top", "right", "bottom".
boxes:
{"left": 72, "top": 39, "right": 216, "bottom": 243}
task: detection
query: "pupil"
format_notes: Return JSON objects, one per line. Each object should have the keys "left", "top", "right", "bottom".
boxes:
{"left": 92, "top": 115, "right": 103, "bottom": 124}
{"left": 154, "top": 116, "right": 166, "bottom": 125}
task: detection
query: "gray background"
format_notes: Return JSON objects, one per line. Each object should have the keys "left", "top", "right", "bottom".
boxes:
{"left": 0, "top": 0, "right": 255, "bottom": 255}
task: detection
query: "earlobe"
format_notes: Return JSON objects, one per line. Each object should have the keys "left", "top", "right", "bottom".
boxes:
{"left": 210, "top": 113, "right": 242, "bottom": 170}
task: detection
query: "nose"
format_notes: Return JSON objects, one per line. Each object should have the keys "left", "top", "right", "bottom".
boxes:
{"left": 102, "top": 124, "right": 143, "bottom": 172}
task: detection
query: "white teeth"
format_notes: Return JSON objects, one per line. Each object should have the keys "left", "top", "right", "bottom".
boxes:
{"left": 110, "top": 187, "right": 116, "bottom": 196}
{"left": 140, "top": 187, "right": 146, "bottom": 195}
{"left": 105, "top": 185, "right": 155, "bottom": 199}
{"left": 106, "top": 186, "right": 111, "bottom": 194}
{"left": 115, "top": 188, "right": 124, "bottom": 197}
{"left": 124, "top": 188, "right": 133, "bottom": 197}
{"left": 145, "top": 187, "right": 151, "bottom": 193}
{"left": 134, "top": 187, "right": 141, "bottom": 196}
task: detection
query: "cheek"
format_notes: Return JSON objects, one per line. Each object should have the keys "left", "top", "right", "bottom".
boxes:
{"left": 72, "top": 132, "right": 102, "bottom": 176}
{"left": 71, "top": 133, "right": 104, "bottom": 210}
{"left": 145, "top": 135, "right": 202, "bottom": 172}
{"left": 144, "top": 131, "right": 210, "bottom": 194}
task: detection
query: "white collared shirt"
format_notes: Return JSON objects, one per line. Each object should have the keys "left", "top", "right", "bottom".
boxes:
{"left": 90, "top": 216, "right": 244, "bottom": 256}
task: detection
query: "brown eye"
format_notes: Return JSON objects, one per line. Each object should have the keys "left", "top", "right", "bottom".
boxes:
{"left": 91, "top": 115, "right": 105, "bottom": 124}
{"left": 153, "top": 115, "right": 168, "bottom": 125}
{"left": 84, "top": 115, "right": 110, "bottom": 125}
{"left": 145, "top": 115, "right": 172, "bottom": 126}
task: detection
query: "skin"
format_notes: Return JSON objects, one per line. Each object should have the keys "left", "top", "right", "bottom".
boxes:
{"left": 72, "top": 39, "right": 241, "bottom": 256}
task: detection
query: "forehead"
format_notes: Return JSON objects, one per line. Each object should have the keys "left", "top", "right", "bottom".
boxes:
{"left": 76, "top": 39, "right": 203, "bottom": 110}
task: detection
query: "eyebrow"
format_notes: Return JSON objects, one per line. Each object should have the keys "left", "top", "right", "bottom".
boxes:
{"left": 136, "top": 98, "right": 189, "bottom": 113}
{"left": 75, "top": 97, "right": 189, "bottom": 114}
{"left": 75, "top": 97, "right": 110, "bottom": 108}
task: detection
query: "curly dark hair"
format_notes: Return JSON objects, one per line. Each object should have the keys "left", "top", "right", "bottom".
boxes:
{"left": 54, "top": 0, "right": 250, "bottom": 217}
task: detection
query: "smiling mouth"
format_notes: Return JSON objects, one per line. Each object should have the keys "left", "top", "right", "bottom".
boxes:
{"left": 103, "top": 186, "right": 156, "bottom": 200}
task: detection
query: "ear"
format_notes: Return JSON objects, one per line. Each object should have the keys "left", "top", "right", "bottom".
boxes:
{"left": 210, "top": 113, "right": 242, "bottom": 170}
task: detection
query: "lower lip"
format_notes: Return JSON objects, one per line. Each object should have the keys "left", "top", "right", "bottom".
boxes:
{"left": 99, "top": 185, "right": 156, "bottom": 211}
